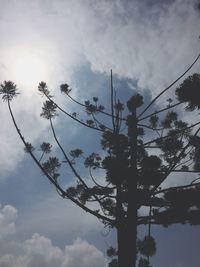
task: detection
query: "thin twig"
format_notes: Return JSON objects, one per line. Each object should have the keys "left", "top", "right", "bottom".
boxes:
{"left": 137, "top": 53, "right": 200, "bottom": 119}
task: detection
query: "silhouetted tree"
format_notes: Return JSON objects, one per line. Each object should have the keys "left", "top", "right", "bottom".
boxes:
{"left": 1, "top": 52, "right": 200, "bottom": 267}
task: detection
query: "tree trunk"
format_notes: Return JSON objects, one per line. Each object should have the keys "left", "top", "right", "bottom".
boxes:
{"left": 116, "top": 172, "right": 138, "bottom": 267}
{"left": 117, "top": 105, "right": 138, "bottom": 267}
{"left": 116, "top": 107, "right": 138, "bottom": 267}
{"left": 117, "top": 210, "right": 137, "bottom": 267}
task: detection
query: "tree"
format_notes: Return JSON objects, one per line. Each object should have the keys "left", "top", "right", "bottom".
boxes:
{"left": 1, "top": 52, "right": 200, "bottom": 267}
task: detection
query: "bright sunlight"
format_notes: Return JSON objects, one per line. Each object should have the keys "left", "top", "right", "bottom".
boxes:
{"left": 7, "top": 46, "right": 48, "bottom": 89}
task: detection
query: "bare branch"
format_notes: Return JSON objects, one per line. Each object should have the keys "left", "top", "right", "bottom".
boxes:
{"left": 138, "top": 101, "right": 183, "bottom": 122}
{"left": 143, "top": 121, "right": 200, "bottom": 147}
{"left": 43, "top": 93, "right": 104, "bottom": 132}
{"left": 110, "top": 70, "right": 116, "bottom": 131}
{"left": 137, "top": 53, "right": 200, "bottom": 119}
{"left": 153, "top": 183, "right": 200, "bottom": 197}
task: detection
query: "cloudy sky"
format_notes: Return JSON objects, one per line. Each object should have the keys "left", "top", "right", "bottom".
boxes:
{"left": 0, "top": 0, "right": 200, "bottom": 266}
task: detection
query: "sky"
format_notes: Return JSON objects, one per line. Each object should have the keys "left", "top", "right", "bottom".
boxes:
{"left": 0, "top": 0, "right": 200, "bottom": 266}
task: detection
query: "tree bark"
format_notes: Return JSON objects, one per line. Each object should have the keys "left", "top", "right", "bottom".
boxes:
{"left": 117, "top": 106, "right": 138, "bottom": 267}
{"left": 117, "top": 210, "right": 138, "bottom": 267}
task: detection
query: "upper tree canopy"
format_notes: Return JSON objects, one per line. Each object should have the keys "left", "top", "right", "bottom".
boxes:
{"left": 1, "top": 52, "right": 200, "bottom": 267}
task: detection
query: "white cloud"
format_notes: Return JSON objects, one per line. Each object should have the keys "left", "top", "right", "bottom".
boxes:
{"left": 62, "top": 239, "right": 107, "bottom": 267}
{"left": 0, "top": 202, "right": 107, "bottom": 267}
{"left": 81, "top": 0, "right": 200, "bottom": 94}
{"left": 0, "top": 234, "right": 107, "bottom": 267}
{"left": 0, "top": 0, "right": 199, "bottom": 91}
{"left": 20, "top": 233, "right": 63, "bottom": 267}
{"left": 0, "top": 204, "right": 17, "bottom": 240}
{"left": 0, "top": 254, "right": 15, "bottom": 267}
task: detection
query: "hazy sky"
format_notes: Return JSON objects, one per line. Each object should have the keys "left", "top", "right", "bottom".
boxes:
{"left": 0, "top": 0, "right": 200, "bottom": 267}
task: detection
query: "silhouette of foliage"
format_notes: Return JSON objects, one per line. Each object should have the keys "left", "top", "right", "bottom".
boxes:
{"left": 24, "top": 142, "right": 35, "bottom": 153}
{"left": 1, "top": 52, "right": 200, "bottom": 267}
{"left": 42, "top": 157, "right": 61, "bottom": 180}
{"left": 40, "top": 142, "right": 52, "bottom": 154}
{"left": 176, "top": 73, "right": 200, "bottom": 110}
{"left": 40, "top": 100, "right": 58, "bottom": 119}
{"left": 0, "top": 81, "right": 19, "bottom": 101}
{"left": 138, "top": 258, "right": 151, "bottom": 267}
{"left": 137, "top": 236, "right": 156, "bottom": 257}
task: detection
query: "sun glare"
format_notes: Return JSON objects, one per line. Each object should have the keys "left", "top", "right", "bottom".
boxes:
{"left": 8, "top": 46, "right": 48, "bottom": 89}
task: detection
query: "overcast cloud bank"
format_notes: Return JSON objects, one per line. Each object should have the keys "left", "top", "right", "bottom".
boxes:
{"left": 0, "top": 0, "right": 199, "bottom": 174}
{"left": 0, "top": 203, "right": 107, "bottom": 267}
{"left": 0, "top": 234, "right": 107, "bottom": 267}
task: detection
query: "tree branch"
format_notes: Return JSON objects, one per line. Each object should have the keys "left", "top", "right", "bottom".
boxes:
{"left": 138, "top": 102, "right": 183, "bottom": 122}
{"left": 63, "top": 85, "right": 126, "bottom": 120}
{"left": 110, "top": 70, "right": 116, "bottom": 131}
{"left": 49, "top": 118, "right": 114, "bottom": 214}
{"left": 153, "top": 181, "right": 200, "bottom": 196}
{"left": 137, "top": 209, "right": 200, "bottom": 225}
{"left": 143, "top": 121, "right": 200, "bottom": 147}
{"left": 44, "top": 93, "right": 104, "bottom": 132}
{"left": 7, "top": 100, "right": 114, "bottom": 225}
{"left": 137, "top": 52, "right": 200, "bottom": 119}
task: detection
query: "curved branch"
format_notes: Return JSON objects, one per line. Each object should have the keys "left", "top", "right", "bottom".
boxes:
{"left": 165, "top": 169, "right": 199, "bottom": 173}
{"left": 91, "top": 112, "right": 112, "bottom": 131}
{"left": 143, "top": 121, "right": 200, "bottom": 146}
{"left": 49, "top": 118, "right": 111, "bottom": 208}
{"left": 173, "top": 148, "right": 194, "bottom": 169}
{"left": 153, "top": 181, "right": 200, "bottom": 196}
{"left": 138, "top": 123, "right": 164, "bottom": 131}
{"left": 137, "top": 209, "right": 200, "bottom": 225}
{"left": 149, "top": 125, "right": 200, "bottom": 196}
{"left": 153, "top": 133, "right": 200, "bottom": 195}
{"left": 50, "top": 118, "right": 116, "bottom": 217}
{"left": 7, "top": 100, "right": 114, "bottom": 224}
{"left": 39, "top": 151, "right": 45, "bottom": 162}
{"left": 110, "top": 70, "right": 116, "bottom": 131}
{"left": 138, "top": 101, "right": 183, "bottom": 122}
{"left": 89, "top": 166, "right": 115, "bottom": 190}
{"left": 44, "top": 94, "right": 104, "bottom": 132}
{"left": 191, "top": 177, "right": 200, "bottom": 184}
{"left": 64, "top": 87, "right": 125, "bottom": 120}
{"left": 167, "top": 126, "right": 200, "bottom": 172}
{"left": 137, "top": 52, "right": 200, "bottom": 119}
